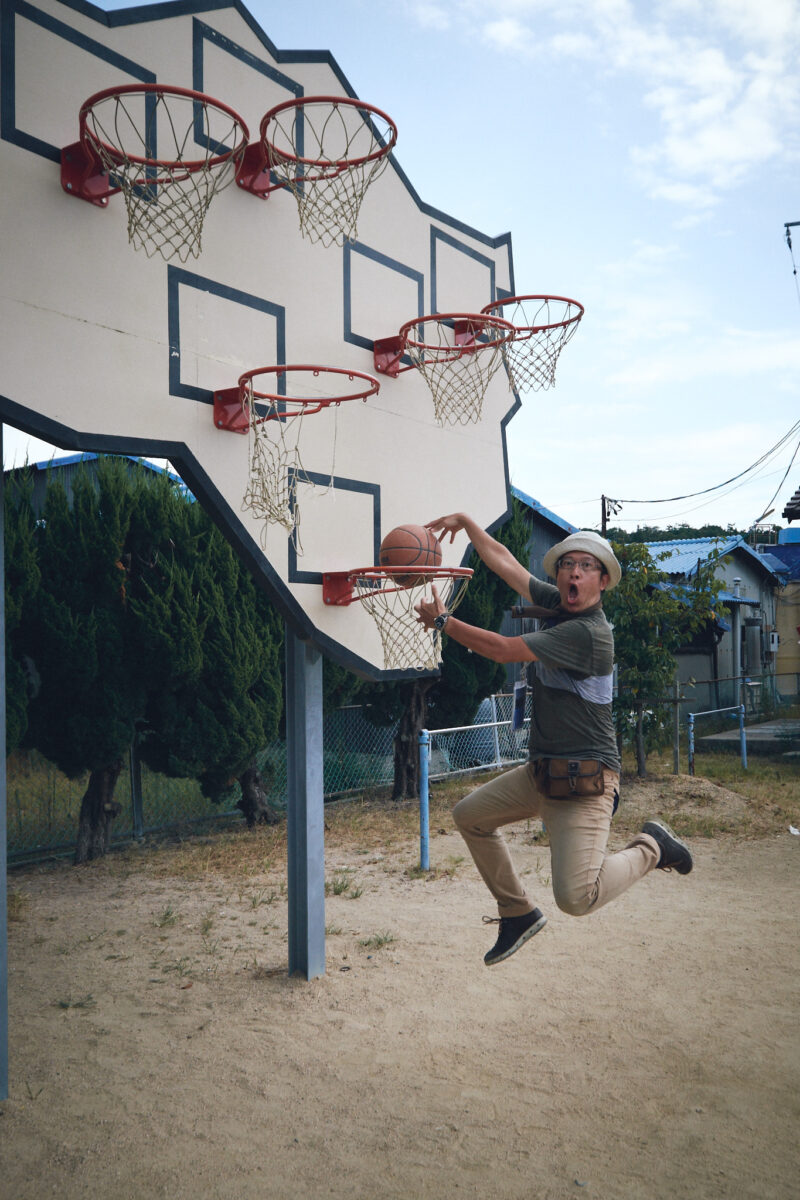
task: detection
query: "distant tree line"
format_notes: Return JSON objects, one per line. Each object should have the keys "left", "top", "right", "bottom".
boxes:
{"left": 606, "top": 523, "right": 746, "bottom": 544}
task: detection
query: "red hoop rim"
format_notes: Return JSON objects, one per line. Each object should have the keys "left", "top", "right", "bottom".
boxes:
{"left": 323, "top": 565, "right": 472, "bottom": 603}
{"left": 398, "top": 312, "right": 515, "bottom": 352}
{"left": 260, "top": 94, "right": 398, "bottom": 173}
{"left": 78, "top": 83, "right": 250, "bottom": 173}
{"left": 240, "top": 365, "right": 380, "bottom": 422}
{"left": 480, "top": 295, "right": 585, "bottom": 334}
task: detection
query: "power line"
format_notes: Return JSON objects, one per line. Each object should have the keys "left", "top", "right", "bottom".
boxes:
{"left": 752, "top": 436, "right": 800, "bottom": 524}
{"left": 606, "top": 417, "right": 800, "bottom": 507}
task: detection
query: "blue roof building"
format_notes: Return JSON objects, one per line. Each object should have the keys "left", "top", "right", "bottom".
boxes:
{"left": 645, "top": 535, "right": 788, "bottom": 711}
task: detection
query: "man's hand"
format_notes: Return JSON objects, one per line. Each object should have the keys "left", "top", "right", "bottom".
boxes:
{"left": 424, "top": 513, "right": 470, "bottom": 545}
{"left": 414, "top": 584, "right": 447, "bottom": 629}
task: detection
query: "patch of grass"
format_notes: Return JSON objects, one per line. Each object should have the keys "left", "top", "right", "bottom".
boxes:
{"left": 7, "top": 889, "right": 29, "bottom": 922}
{"left": 669, "top": 812, "right": 743, "bottom": 839}
{"left": 162, "top": 957, "right": 193, "bottom": 978}
{"left": 612, "top": 750, "right": 800, "bottom": 843}
{"left": 326, "top": 870, "right": 355, "bottom": 896}
{"left": 55, "top": 994, "right": 96, "bottom": 1010}
{"left": 406, "top": 854, "right": 464, "bottom": 882}
{"left": 359, "top": 931, "right": 396, "bottom": 951}
{"left": 153, "top": 905, "right": 178, "bottom": 928}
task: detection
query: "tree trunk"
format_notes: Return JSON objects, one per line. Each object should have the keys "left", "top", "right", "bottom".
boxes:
{"left": 635, "top": 705, "right": 647, "bottom": 778}
{"left": 392, "top": 679, "right": 435, "bottom": 800}
{"left": 74, "top": 761, "right": 123, "bottom": 864}
{"left": 237, "top": 762, "right": 279, "bottom": 828}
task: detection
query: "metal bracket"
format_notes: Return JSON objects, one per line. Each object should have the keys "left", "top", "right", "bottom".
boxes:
{"left": 235, "top": 142, "right": 274, "bottom": 198}
{"left": 322, "top": 571, "right": 355, "bottom": 606}
{"left": 213, "top": 387, "right": 248, "bottom": 433}
{"left": 60, "top": 141, "right": 114, "bottom": 206}
{"left": 373, "top": 335, "right": 404, "bottom": 376}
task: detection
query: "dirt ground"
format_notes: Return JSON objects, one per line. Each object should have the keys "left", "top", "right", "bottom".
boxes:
{"left": 1, "top": 775, "right": 799, "bottom": 1200}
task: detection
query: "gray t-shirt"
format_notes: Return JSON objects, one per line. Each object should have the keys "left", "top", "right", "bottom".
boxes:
{"left": 520, "top": 577, "right": 620, "bottom": 771}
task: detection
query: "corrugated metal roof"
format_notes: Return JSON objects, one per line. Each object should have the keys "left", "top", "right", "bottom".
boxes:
{"left": 644, "top": 536, "right": 782, "bottom": 583}
{"left": 761, "top": 542, "right": 800, "bottom": 580}
{"left": 782, "top": 485, "right": 800, "bottom": 521}
{"left": 510, "top": 486, "right": 577, "bottom": 533}
{"left": 21, "top": 452, "right": 194, "bottom": 499}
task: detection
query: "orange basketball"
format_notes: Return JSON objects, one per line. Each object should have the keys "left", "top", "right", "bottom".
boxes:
{"left": 379, "top": 524, "right": 442, "bottom": 585}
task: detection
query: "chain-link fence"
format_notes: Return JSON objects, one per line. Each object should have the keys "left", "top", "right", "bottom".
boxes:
{"left": 424, "top": 692, "right": 530, "bottom": 780}
{"left": 6, "top": 694, "right": 529, "bottom": 864}
{"left": 8, "top": 671, "right": 797, "bottom": 864}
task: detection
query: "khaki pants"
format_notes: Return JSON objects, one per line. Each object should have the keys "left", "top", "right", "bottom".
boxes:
{"left": 453, "top": 762, "right": 660, "bottom": 918}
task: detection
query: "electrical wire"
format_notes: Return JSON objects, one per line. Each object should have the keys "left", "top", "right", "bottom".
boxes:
{"left": 607, "top": 417, "right": 800, "bottom": 506}
{"left": 752, "top": 436, "right": 800, "bottom": 524}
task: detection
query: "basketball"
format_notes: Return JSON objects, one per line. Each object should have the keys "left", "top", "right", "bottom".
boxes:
{"left": 379, "top": 524, "right": 442, "bottom": 585}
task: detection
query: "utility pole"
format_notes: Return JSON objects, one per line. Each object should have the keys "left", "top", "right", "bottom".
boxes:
{"left": 601, "top": 495, "right": 622, "bottom": 535}
{"left": 785, "top": 221, "right": 799, "bottom": 274}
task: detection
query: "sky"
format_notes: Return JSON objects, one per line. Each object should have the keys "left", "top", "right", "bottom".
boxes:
{"left": 4, "top": 0, "right": 799, "bottom": 534}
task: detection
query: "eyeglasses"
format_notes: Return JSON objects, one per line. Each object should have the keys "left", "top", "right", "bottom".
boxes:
{"left": 557, "top": 557, "right": 603, "bottom": 573}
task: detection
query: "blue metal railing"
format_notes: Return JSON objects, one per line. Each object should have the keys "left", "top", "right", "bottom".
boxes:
{"left": 687, "top": 705, "right": 747, "bottom": 774}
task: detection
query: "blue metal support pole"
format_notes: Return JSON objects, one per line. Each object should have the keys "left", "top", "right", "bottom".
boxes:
{"left": 490, "top": 695, "right": 501, "bottom": 767}
{"left": 738, "top": 704, "right": 748, "bottom": 770}
{"left": 419, "top": 730, "right": 430, "bottom": 871}
{"left": 1, "top": 426, "right": 8, "bottom": 1099}
{"left": 687, "top": 714, "right": 695, "bottom": 777}
{"left": 285, "top": 629, "right": 326, "bottom": 980}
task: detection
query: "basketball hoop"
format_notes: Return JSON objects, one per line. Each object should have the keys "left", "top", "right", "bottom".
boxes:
{"left": 61, "top": 84, "right": 249, "bottom": 262}
{"left": 236, "top": 95, "right": 397, "bottom": 247}
{"left": 480, "top": 295, "right": 584, "bottom": 393}
{"left": 322, "top": 566, "right": 473, "bottom": 671}
{"left": 373, "top": 313, "right": 515, "bottom": 425}
{"left": 214, "top": 365, "right": 380, "bottom": 543}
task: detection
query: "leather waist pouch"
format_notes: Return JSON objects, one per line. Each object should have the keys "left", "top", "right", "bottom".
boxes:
{"left": 534, "top": 757, "right": 605, "bottom": 799}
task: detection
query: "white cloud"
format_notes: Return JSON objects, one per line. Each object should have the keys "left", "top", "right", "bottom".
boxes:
{"left": 409, "top": 3, "right": 450, "bottom": 31}
{"left": 437, "top": 0, "right": 800, "bottom": 216}
{"left": 606, "top": 329, "right": 800, "bottom": 388}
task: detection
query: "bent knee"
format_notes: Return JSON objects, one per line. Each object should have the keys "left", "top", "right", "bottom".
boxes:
{"left": 452, "top": 796, "right": 474, "bottom": 833}
{"left": 553, "top": 887, "right": 597, "bottom": 917}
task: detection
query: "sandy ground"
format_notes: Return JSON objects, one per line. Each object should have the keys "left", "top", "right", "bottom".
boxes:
{"left": 1, "top": 776, "right": 799, "bottom": 1200}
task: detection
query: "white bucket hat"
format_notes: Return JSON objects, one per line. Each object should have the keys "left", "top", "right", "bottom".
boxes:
{"left": 542, "top": 531, "right": 621, "bottom": 590}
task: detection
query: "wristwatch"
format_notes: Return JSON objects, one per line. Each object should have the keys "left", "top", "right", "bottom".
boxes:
{"left": 433, "top": 611, "right": 450, "bottom": 631}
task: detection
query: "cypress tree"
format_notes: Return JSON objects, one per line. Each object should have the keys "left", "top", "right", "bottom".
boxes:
{"left": 3, "top": 469, "right": 41, "bottom": 754}
{"left": 24, "top": 460, "right": 144, "bottom": 862}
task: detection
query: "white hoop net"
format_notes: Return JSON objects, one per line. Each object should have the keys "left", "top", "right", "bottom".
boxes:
{"left": 353, "top": 570, "right": 472, "bottom": 671}
{"left": 404, "top": 317, "right": 513, "bottom": 425}
{"left": 487, "top": 296, "right": 584, "bottom": 393}
{"left": 241, "top": 385, "right": 335, "bottom": 549}
{"left": 82, "top": 89, "right": 247, "bottom": 262}
{"left": 264, "top": 99, "right": 396, "bottom": 247}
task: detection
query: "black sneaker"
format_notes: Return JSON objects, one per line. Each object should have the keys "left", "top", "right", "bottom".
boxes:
{"left": 642, "top": 820, "right": 693, "bottom": 875}
{"left": 483, "top": 908, "right": 547, "bottom": 967}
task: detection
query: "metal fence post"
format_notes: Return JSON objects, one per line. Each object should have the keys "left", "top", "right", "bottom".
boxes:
{"left": 490, "top": 694, "right": 501, "bottom": 767}
{"left": 419, "top": 730, "right": 430, "bottom": 871}
{"left": 672, "top": 679, "right": 680, "bottom": 775}
{"left": 738, "top": 704, "right": 748, "bottom": 770}
{"left": 687, "top": 713, "right": 695, "bottom": 777}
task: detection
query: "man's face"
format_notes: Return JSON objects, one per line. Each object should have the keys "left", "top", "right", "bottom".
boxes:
{"left": 556, "top": 552, "right": 609, "bottom": 613}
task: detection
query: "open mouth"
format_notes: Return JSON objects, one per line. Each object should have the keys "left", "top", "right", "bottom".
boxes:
{"left": 568, "top": 583, "right": 579, "bottom": 602}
